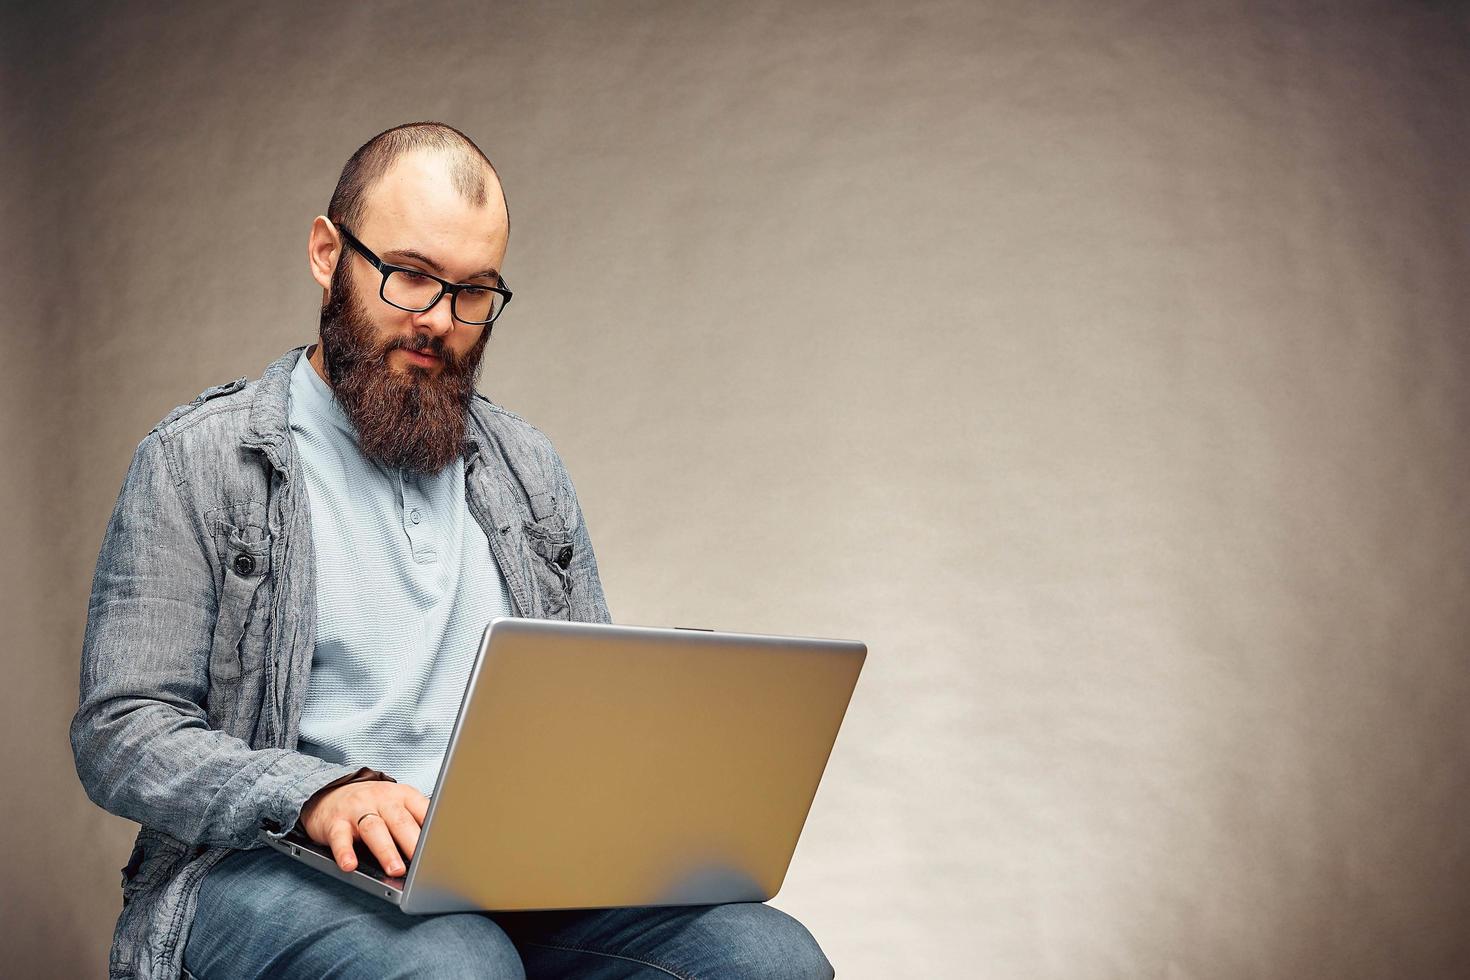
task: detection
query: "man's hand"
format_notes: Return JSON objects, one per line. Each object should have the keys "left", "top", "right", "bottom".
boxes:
{"left": 299, "top": 780, "right": 430, "bottom": 876}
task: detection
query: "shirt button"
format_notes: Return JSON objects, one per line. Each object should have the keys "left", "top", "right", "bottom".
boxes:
{"left": 233, "top": 554, "right": 256, "bottom": 576}
{"left": 409, "top": 509, "right": 421, "bottom": 525}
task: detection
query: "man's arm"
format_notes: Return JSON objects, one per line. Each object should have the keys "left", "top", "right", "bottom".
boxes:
{"left": 70, "top": 429, "right": 368, "bottom": 849}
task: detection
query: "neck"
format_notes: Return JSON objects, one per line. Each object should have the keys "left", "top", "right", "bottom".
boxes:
{"left": 307, "top": 342, "right": 332, "bottom": 388}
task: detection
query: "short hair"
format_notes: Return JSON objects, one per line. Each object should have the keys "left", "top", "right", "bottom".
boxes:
{"left": 327, "top": 121, "right": 507, "bottom": 236}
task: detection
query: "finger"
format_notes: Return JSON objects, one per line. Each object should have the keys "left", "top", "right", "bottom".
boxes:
{"left": 327, "top": 819, "right": 358, "bottom": 873}
{"left": 403, "top": 792, "right": 430, "bottom": 825}
{"left": 358, "top": 813, "right": 406, "bottom": 877}
{"left": 380, "top": 803, "right": 421, "bottom": 862}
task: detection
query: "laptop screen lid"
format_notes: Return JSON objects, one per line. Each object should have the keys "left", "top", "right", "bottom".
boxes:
{"left": 399, "top": 617, "right": 866, "bottom": 914}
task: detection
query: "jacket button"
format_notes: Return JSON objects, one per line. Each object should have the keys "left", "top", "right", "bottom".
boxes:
{"left": 555, "top": 546, "right": 573, "bottom": 568}
{"left": 233, "top": 554, "right": 256, "bottom": 576}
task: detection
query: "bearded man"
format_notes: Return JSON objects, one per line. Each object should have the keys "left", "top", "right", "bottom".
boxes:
{"left": 72, "top": 122, "right": 834, "bottom": 980}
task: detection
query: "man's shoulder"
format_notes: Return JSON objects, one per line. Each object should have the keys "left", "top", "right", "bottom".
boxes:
{"left": 146, "top": 346, "right": 304, "bottom": 445}
{"left": 123, "top": 374, "right": 269, "bottom": 508}
{"left": 149, "top": 375, "right": 257, "bottom": 441}
{"left": 469, "top": 392, "right": 558, "bottom": 452}
{"left": 142, "top": 374, "right": 276, "bottom": 496}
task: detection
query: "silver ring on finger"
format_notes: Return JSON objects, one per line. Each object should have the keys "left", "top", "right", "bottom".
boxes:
{"left": 357, "top": 811, "right": 381, "bottom": 828}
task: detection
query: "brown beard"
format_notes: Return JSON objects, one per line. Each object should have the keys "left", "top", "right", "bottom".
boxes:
{"left": 317, "top": 255, "right": 492, "bottom": 475}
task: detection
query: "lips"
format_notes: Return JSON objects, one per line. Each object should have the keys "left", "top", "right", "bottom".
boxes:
{"left": 399, "top": 347, "right": 441, "bottom": 364}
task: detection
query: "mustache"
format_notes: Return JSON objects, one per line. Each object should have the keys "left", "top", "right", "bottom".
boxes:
{"left": 385, "top": 335, "right": 445, "bottom": 358}
{"left": 384, "top": 335, "right": 479, "bottom": 373}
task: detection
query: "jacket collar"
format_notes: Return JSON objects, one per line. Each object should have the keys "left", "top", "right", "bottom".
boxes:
{"left": 239, "top": 345, "right": 306, "bottom": 475}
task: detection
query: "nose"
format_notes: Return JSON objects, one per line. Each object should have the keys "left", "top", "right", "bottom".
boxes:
{"left": 411, "top": 289, "right": 456, "bottom": 340}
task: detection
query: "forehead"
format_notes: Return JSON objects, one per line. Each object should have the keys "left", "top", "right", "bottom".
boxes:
{"left": 357, "top": 149, "right": 508, "bottom": 275}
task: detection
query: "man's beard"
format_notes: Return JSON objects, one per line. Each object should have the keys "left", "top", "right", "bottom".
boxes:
{"left": 317, "top": 258, "right": 491, "bottom": 475}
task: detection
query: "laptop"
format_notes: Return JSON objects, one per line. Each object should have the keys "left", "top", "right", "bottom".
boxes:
{"left": 261, "top": 616, "right": 866, "bottom": 913}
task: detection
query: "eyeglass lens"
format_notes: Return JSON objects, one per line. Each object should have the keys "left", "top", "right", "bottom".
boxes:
{"left": 382, "top": 269, "right": 503, "bottom": 324}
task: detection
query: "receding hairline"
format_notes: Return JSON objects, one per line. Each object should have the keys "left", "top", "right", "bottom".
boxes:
{"left": 327, "top": 122, "right": 509, "bottom": 237}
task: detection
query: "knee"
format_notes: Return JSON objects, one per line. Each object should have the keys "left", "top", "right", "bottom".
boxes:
{"left": 360, "top": 913, "right": 526, "bottom": 979}
{"left": 707, "top": 903, "right": 834, "bottom": 980}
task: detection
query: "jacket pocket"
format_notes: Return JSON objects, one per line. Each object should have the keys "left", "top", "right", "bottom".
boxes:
{"left": 521, "top": 518, "right": 574, "bottom": 619}
{"left": 207, "top": 522, "right": 272, "bottom": 734}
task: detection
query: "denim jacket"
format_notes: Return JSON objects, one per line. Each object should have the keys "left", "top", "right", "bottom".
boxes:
{"left": 71, "top": 345, "right": 612, "bottom": 979}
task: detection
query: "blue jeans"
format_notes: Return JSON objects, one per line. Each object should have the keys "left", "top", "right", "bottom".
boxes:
{"left": 183, "top": 848, "right": 835, "bottom": 979}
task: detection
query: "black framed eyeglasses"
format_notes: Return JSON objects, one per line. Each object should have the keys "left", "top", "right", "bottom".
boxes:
{"left": 336, "top": 224, "right": 512, "bottom": 326}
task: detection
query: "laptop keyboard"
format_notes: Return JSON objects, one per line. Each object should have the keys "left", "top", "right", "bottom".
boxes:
{"left": 281, "top": 827, "right": 404, "bottom": 884}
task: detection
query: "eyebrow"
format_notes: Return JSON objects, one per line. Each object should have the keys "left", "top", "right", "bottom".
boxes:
{"left": 384, "top": 246, "right": 500, "bottom": 283}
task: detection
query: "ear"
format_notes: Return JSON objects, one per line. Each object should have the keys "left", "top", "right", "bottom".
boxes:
{"left": 307, "top": 216, "right": 341, "bottom": 292}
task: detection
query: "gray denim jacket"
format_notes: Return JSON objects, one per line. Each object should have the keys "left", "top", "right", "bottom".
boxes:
{"left": 71, "top": 345, "right": 612, "bottom": 979}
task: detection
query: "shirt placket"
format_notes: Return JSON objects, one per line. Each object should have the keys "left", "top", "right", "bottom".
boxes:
{"left": 399, "top": 468, "right": 438, "bottom": 563}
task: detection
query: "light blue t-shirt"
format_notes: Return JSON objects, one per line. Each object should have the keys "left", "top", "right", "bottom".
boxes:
{"left": 287, "top": 350, "right": 511, "bottom": 794}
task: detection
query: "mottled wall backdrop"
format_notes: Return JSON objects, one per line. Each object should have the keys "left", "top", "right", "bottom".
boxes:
{"left": 4, "top": 1, "right": 1468, "bottom": 977}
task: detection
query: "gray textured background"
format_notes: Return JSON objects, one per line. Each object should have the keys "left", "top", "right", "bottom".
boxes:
{"left": 4, "top": 2, "right": 1469, "bottom": 977}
